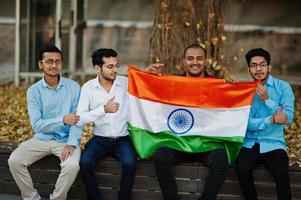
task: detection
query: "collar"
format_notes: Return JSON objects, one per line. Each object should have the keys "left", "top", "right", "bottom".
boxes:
{"left": 42, "top": 75, "right": 65, "bottom": 88}
{"left": 265, "top": 75, "right": 274, "bottom": 86}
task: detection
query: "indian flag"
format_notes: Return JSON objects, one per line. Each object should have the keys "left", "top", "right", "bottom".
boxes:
{"left": 127, "top": 66, "right": 257, "bottom": 164}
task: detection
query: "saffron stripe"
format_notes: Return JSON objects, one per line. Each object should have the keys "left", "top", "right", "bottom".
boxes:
{"left": 128, "top": 66, "right": 257, "bottom": 109}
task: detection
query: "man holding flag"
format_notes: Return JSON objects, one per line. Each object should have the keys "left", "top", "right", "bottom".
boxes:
{"left": 236, "top": 48, "right": 295, "bottom": 200}
{"left": 153, "top": 44, "right": 229, "bottom": 200}
{"left": 127, "top": 44, "right": 257, "bottom": 200}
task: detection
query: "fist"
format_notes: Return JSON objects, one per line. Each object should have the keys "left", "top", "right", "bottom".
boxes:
{"left": 273, "top": 107, "right": 288, "bottom": 124}
{"left": 63, "top": 113, "right": 80, "bottom": 125}
{"left": 145, "top": 63, "right": 163, "bottom": 75}
{"left": 224, "top": 76, "right": 240, "bottom": 84}
{"left": 256, "top": 84, "right": 269, "bottom": 101}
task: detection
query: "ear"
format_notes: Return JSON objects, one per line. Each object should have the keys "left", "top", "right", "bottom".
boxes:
{"left": 38, "top": 61, "right": 43, "bottom": 69}
{"left": 182, "top": 58, "right": 186, "bottom": 69}
{"left": 94, "top": 65, "right": 102, "bottom": 72}
{"left": 268, "top": 65, "right": 272, "bottom": 72}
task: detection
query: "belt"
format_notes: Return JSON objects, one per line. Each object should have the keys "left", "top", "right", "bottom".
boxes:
{"left": 95, "top": 135, "right": 128, "bottom": 140}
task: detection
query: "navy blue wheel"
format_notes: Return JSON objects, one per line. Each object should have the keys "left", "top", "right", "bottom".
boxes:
{"left": 167, "top": 108, "right": 194, "bottom": 135}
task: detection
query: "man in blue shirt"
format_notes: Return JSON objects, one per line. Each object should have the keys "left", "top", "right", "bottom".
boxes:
{"left": 8, "top": 45, "right": 82, "bottom": 200}
{"left": 236, "top": 48, "right": 295, "bottom": 200}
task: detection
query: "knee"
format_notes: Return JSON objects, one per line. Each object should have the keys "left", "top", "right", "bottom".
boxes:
{"left": 63, "top": 161, "right": 80, "bottom": 174}
{"left": 271, "top": 167, "right": 289, "bottom": 180}
{"left": 8, "top": 152, "right": 22, "bottom": 169}
{"left": 154, "top": 148, "right": 173, "bottom": 165}
{"left": 121, "top": 158, "right": 136, "bottom": 172}
{"left": 79, "top": 156, "right": 94, "bottom": 171}
{"left": 236, "top": 161, "right": 253, "bottom": 176}
{"left": 208, "top": 149, "right": 229, "bottom": 172}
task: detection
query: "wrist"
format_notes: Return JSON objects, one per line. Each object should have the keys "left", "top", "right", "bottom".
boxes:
{"left": 63, "top": 116, "right": 66, "bottom": 125}
{"left": 271, "top": 115, "right": 275, "bottom": 123}
{"left": 66, "top": 144, "right": 75, "bottom": 149}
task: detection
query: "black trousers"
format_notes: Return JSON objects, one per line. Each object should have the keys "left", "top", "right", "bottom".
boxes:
{"left": 154, "top": 148, "right": 229, "bottom": 200}
{"left": 236, "top": 143, "right": 291, "bottom": 200}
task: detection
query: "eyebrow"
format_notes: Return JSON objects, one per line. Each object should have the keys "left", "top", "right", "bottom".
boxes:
{"left": 186, "top": 56, "right": 204, "bottom": 58}
{"left": 106, "top": 63, "right": 119, "bottom": 67}
{"left": 250, "top": 61, "right": 267, "bottom": 64}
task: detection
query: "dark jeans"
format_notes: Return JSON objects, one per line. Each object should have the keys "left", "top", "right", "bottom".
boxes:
{"left": 236, "top": 143, "right": 291, "bottom": 200}
{"left": 80, "top": 135, "right": 136, "bottom": 200}
{"left": 154, "top": 147, "right": 229, "bottom": 200}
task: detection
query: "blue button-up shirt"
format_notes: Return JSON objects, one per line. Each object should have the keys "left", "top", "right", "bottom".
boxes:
{"left": 243, "top": 75, "right": 295, "bottom": 153}
{"left": 27, "top": 76, "right": 82, "bottom": 147}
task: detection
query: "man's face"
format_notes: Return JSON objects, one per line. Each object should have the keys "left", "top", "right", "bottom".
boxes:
{"left": 38, "top": 52, "right": 62, "bottom": 77}
{"left": 97, "top": 57, "right": 119, "bottom": 81}
{"left": 248, "top": 56, "right": 271, "bottom": 81}
{"left": 183, "top": 47, "right": 206, "bottom": 77}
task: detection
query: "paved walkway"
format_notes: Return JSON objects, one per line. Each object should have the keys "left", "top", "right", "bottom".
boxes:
{"left": 0, "top": 194, "right": 21, "bottom": 200}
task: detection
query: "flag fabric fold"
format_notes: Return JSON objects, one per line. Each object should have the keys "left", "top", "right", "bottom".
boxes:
{"left": 127, "top": 66, "right": 257, "bottom": 164}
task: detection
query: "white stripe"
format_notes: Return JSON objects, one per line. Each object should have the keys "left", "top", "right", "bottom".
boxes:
{"left": 128, "top": 95, "right": 250, "bottom": 137}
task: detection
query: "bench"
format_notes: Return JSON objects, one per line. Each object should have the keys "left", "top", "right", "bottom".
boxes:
{"left": 0, "top": 142, "right": 301, "bottom": 200}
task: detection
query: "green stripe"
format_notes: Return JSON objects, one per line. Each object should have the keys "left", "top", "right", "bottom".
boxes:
{"left": 128, "top": 123, "right": 244, "bottom": 165}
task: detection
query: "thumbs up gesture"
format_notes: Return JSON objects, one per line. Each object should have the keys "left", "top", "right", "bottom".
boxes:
{"left": 104, "top": 96, "right": 120, "bottom": 113}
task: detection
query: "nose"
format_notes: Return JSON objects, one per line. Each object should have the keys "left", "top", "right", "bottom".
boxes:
{"left": 192, "top": 59, "right": 198, "bottom": 65}
{"left": 49, "top": 62, "right": 61, "bottom": 67}
{"left": 113, "top": 66, "right": 118, "bottom": 72}
{"left": 255, "top": 65, "right": 262, "bottom": 70}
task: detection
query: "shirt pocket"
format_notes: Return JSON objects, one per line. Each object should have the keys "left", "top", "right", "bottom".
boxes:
{"left": 89, "top": 94, "right": 107, "bottom": 110}
{"left": 269, "top": 91, "right": 281, "bottom": 107}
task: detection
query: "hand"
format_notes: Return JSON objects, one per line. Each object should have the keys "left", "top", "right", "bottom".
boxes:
{"left": 272, "top": 107, "right": 288, "bottom": 124}
{"left": 256, "top": 84, "right": 269, "bottom": 101}
{"left": 224, "top": 76, "right": 240, "bottom": 84}
{"left": 104, "top": 96, "right": 119, "bottom": 113}
{"left": 63, "top": 113, "right": 80, "bottom": 125}
{"left": 61, "top": 145, "right": 75, "bottom": 161}
{"left": 145, "top": 63, "right": 163, "bottom": 76}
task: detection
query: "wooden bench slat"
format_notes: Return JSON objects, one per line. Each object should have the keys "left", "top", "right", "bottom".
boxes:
{"left": 1, "top": 141, "right": 301, "bottom": 199}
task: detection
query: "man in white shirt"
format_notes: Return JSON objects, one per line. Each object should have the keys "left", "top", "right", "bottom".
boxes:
{"left": 77, "top": 48, "right": 135, "bottom": 200}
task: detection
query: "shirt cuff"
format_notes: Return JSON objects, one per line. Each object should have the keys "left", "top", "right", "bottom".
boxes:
{"left": 264, "top": 98, "right": 278, "bottom": 112}
{"left": 96, "top": 105, "right": 105, "bottom": 115}
{"left": 59, "top": 116, "right": 65, "bottom": 126}
{"left": 67, "top": 137, "right": 80, "bottom": 148}
{"left": 259, "top": 116, "right": 272, "bottom": 130}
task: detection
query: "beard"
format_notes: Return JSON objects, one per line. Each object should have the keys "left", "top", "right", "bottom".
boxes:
{"left": 102, "top": 73, "right": 117, "bottom": 81}
{"left": 250, "top": 71, "right": 270, "bottom": 84}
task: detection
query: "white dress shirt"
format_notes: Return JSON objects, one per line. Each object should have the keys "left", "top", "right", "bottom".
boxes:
{"left": 77, "top": 75, "right": 129, "bottom": 137}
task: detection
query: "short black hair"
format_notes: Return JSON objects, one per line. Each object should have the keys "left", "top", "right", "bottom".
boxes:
{"left": 183, "top": 44, "right": 207, "bottom": 57}
{"left": 245, "top": 48, "right": 271, "bottom": 66}
{"left": 38, "top": 45, "right": 63, "bottom": 61}
{"left": 91, "top": 48, "right": 118, "bottom": 67}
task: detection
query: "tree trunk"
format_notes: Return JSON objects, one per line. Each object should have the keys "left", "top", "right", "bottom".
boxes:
{"left": 149, "top": 0, "right": 227, "bottom": 77}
